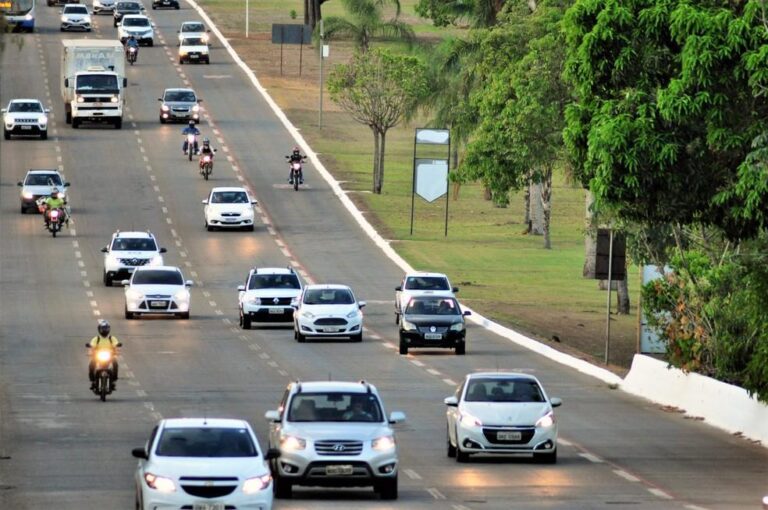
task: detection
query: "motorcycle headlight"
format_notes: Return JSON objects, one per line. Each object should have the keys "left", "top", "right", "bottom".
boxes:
{"left": 144, "top": 473, "right": 176, "bottom": 493}
{"left": 22, "top": 191, "right": 34, "bottom": 199}
{"left": 535, "top": 411, "right": 555, "bottom": 428}
{"left": 401, "top": 320, "right": 417, "bottom": 331}
{"left": 280, "top": 435, "right": 306, "bottom": 451}
{"left": 242, "top": 474, "right": 271, "bottom": 494}
{"left": 372, "top": 435, "right": 396, "bottom": 451}
{"left": 161, "top": 104, "right": 169, "bottom": 112}
{"left": 450, "top": 322, "right": 464, "bottom": 331}
{"left": 95, "top": 350, "right": 112, "bottom": 362}
{"left": 301, "top": 310, "right": 314, "bottom": 319}
{"left": 460, "top": 413, "right": 482, "bottom": 427}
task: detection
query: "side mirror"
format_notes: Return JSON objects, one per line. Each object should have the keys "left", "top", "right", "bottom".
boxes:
{"left": 116, "top": 342, "right": 123, "bottom": 347}
{"left": 159, "top": 247, "right": 167, "bottom": 253}
{"left": 250, "top": 199, "right": 258, "bottom": 205}
{"left": 550, "top": 397, "right": 562, "bottom": 408}
{"left": 395, "top": 285, "right": 402, "bottom": 291}
{"left": 85, "top": 343, "right": 91, "bottom": 348}
{"left": 185, "top": 280, "right": 194, "bottom": 287}
{"left": 63, "top": 182, "right": 71, "bottom": 187}
{"left": 131, "top": 447, "right": 148, "bottom": 460}
{"left": 201, "top": 199, "right": 208, "bottom": 205}
{"left": 358, "top": 301, "right": 366, "bottom": 309}
{"left": 444, "top": 396, "right": 459, "bottom": 407}
{"left": 0, "top": 109, "right": 6, "bottom": 114}
{"left": 123, "top": 78, "right": 127, "bottom": 87}
{"left": 212, "top": 148, "right": 217, "bottom": 153}
{"left": 157, "top": 98, "right": 163, "bottom": 101}
{"left": 463, "top": 310, "right": 472, "bottom": 317}
{"left": 100, "top": 247, "right": 108, "bottom": 253}
{"left": 197, "top": 98, "right": 203, "bottom": 103}
{"left": 116, "top": 22, "right": 121, "bottom": 26}
{"left": 64, "top": 78, "right": 69, "bottom": 88}
{"left": 17, "top": 181, "right": 23, "bottom": 187}
{"left": 452, "top": 287, "right": 459, "bottom": 293}
{"left": 120, "top": 279, "right": 130, "bottom": 286}
{"left": 237, "top": 285, "right": 245, "bottom": 292}
{"left": 265, "top": 448, "right": 281, "bottom": 460}
{"left": 264, "top": 410, "right": 280, "bottom": 422}
{"left": 388, "top": 411, "right": 406, "bottom": 424}
{"left": 44, "top": 108, "right": 51, "bottom": 113}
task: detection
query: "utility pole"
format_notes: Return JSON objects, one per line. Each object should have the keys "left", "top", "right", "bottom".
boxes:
{"left": 318, "top": 19, "right": 324, "bottom": 129}
{"left": 245, "top": 0, "right": 249, "bottom": 38}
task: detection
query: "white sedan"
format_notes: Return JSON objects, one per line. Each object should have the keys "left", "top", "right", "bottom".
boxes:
{"left": 203, "top": 187, "right": 258, "bottom": 231}
{"left": 132, "top": 418, "right": 276, "bottom": 510}
{"left": 445, "top": 372, "right": 561, "bottom": 463}
{"left": 3, "top": 99, "right": 49, "bottom": 140}
{"left": 118, "top": 14, "right": 154, "bottom": 45}
{"left": 394, "top": 271, "right": 458, "bottom": 324}
{"left": 293, "top": 284, "right": 365, "bottom": 342}
{"left": 123, "top": 266, "right": 192, "bottom": 319}
{"left": 179, "top": 35, "right": 210, "bottom": 64}
{"left": 60, "top": 3, "right": 92, "bottom": 31}
{"left": 178, "top": 20, "right": 210, "bottom": 44}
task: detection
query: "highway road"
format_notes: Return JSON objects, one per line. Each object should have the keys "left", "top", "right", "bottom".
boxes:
{"left": 0, "top": 4, "right": 766, "bottom": 509}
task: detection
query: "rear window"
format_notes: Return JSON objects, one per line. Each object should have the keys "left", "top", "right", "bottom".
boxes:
{"left": 132, "top": 270, "right": 182, "bottom": 285}
{"left": 404, "top": 276, "right": 450, "bottom": 291}
{"left": 248, "top": 273, "right": 300, "bottom": 290}
{"left": 155, "top": 427, "right": 257, "bottom": 457}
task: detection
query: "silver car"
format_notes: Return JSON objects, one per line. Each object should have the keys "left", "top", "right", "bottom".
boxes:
{"left": 92, "top": 0, "right": 116, "bottom": 15}
{"left": 158, "top": 88, "right": 201, "bottom": 123}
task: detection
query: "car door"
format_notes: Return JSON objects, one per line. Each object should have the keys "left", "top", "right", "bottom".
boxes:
{"left": 447, "top": 380, "right": 465, "bottom": 444}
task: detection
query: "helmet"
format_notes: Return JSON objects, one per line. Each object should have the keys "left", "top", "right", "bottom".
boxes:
{"left": 188, "top": 120, "right": 195, "bottom": 127}
{"left": 51, "top": 187, "right": 59, "bottom": 195}
{"left": 97, "top": 319, "right": 111, "bottom": 337}
{"left": 292, "top": 146, "right": 300, "bottom": 154}
{"left": 203, "top": 138, "right": 210, "bottom": 146}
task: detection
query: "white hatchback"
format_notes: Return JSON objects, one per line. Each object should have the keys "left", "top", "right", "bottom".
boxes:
{"left": 293, "top": 284, "right": 365, "bottom": 342}
{"left": 445, "top": 372, "right": 562, "bottom": 463}
{"left": 60, "top": 3, "right": 92, "bottom": 31}
{"left": 123, "top": 266, "right": 192, "bottom": 319}
{"left": 132, "top": 418, "right": 276, "bottom": 510}
{"left": 179, "top": 35, "right": 209, "bottom": 64}
{"left": 118, "top": 14, "right": 154, "bottom": 45}
{"left": 203, "top": 187, "right": 258, "bottom": 231}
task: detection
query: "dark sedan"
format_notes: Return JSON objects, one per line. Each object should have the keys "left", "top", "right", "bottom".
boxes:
{"left": 399, "top": 296, "right": 470, "bottom": 355}
{"left": 113, "top": 0, "right": 143, "bottom": 26}
{"left": 151, "top": 0, "right": 179, "bottom": 9}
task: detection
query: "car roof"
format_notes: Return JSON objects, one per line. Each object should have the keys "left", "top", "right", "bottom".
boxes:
{"left": 181, "top": 21, "right": 204, "bottom": 27}
{"left": 211, "top": 187, "right": 248, "bottom": 193}
{"left": 467, "top": 372, "right": 539, "bottom": 382}
{"left": 304, "top": 284, "right": 351, "bottom": 291}
{"left": 163, "top": 87, "right": 195, "bottom": 93}
{"left": 160, "top": 418, "right": 251, "bottom": 429}
{"left": 249, "top": 267, "right": 296, "bottom": 275}
{"left": 292, "top": 381, "right": 377, "bottom": 394}
{"left": 405, "top": 272, "right": 450, "bottom": 279}
{"left": 122, "top": 13, "right": 148, "bottom": 18}
{"left": 27, "top": 169, "right": 60, "bottom": 175}
{"left": 112, "top": 231, "right": 155, "bottom": 239}
{"left": 9, "top": 98, "right": 43, "bottom": 104}
{"left": 134, "top": 265, "right": 180, "bottom": 272}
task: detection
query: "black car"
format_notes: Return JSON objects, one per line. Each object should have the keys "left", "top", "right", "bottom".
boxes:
{"left": 151, "top": 0, "right": 178, "bottom": 9}
{"left": 113, "top": 0, "right": 143, "bottom": 26}
{"left": 398, "top": 296, "right": 470, "bottom": 355}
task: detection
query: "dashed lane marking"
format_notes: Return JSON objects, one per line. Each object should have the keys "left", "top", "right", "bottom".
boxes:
{"left": 579, "top": 452, "right": 603, "bottom": 463}
{"left": 426, "top": 368, "right": 441, "bottom": 376}
{"left": 409, "top": 359, "right": 425, "bottom": 367}
{"left": 647, "top": 488, "right": 673, "bottom": 500}
{"left": 442, "top": 378, "right": 457, "bottom": 386}
{"left": 613, "top": 469, "right": 640, "bottom": 483}
{"left": 426, "top": 488, "right": 446, "bottom": 500}
{"left": 403, "top": 469, "right": 421, "bottom": 480}
{"left": 136, "top": 389, "right": 147, "bottom": 397}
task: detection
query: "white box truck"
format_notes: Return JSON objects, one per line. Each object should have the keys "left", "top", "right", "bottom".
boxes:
{"left": 61, "top": 40, "right": 126, "bottom": 129}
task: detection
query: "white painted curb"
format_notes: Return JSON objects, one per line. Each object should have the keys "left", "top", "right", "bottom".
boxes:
{"left": 623, "top": 355, "right": 768, "bottom": 445}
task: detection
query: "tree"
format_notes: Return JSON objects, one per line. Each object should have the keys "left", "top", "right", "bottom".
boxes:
{"left": 328, "top": 48, "right": 429, "bottom": 193}
{"left": 415, "top": 0, "right": 508, "bottom": 27}
{"left": 305, "top": 0, "right": 331, "bottom": 30}
{"left": 322, "top": 0, "right": 414, "bottom": 52}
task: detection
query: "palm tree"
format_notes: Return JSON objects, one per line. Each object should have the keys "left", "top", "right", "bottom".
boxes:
{"left": 322, "top": 0, "right": 414, "bottom": 52}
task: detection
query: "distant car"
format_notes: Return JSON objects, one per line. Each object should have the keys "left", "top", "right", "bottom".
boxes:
{"left": 394, "top": 271, "right": 458, "bottom": 324}
{"left": 202, "top": 187, "right": 257, "bottom": 231}
{"left": 17, "top": 170, "right": 69, "bottom": 214}
{"left": 398, "top": 295, "right": 470, "bottom": 355}
{"left": 123, "top": 266, "right": 192, "bottom": 319}
{"left": 132, "top": 418, "right": 276, "bottom": 510}
{"left": 293, "top": 284, "right": 365, "bottom": 343}
{"left": 3, "top": 99, "right": 49, "bottom": 140}
{"left": 158, "top": 87, "right": 201, "bottom": 123}
{"left": 178, "top": 35, "right": 209, "bottom": 64}
{"left": 48, "top": 0, "right": 76, "bottom": 6}
{"left": 151, "top": 0, "right": 178, "bottom": 8}
{"left": 60, "top": 3, "right": 91, "bottom": 31}
{"left": 113, "top": 0, "right": 143, "bottom": 26}
{"left": 118, "top": 14, "right": 153, "bottom": 45}
{"left": 101, "top": 231, "right": 166, "bottom": 286}
{"left": 92, "top": 0, "right": 116, "bottom": 14}
{"left": 265, "top": 380, "right": 405, "bottom": 500}
{"left": 177, "top": 20, "right": 209, "bottom": 44}
{"left": 445, "top": 372, "right": 562, "bottom": 463}
{"left": 238, "top": 267, "right": 303, "bottom": 329}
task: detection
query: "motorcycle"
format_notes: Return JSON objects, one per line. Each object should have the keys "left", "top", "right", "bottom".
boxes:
{"left": 126, "top": 46, "right": 138, "bottom": 65}
{"left": 199, "top": 149, "right": 217, "bottom": 180}
{"left": 286, "top": 156, "right": 306, "bottom": 191}
{"left": 43, "top": 207, "right": 66, "bottom": 237}
{"left": 184, "top": 133, "right": 198, "bottom": 161}
{"left": 86, "top": 343, "right": 121, "bottom": 402}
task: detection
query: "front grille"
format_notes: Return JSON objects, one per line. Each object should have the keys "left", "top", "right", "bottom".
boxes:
{"left": 79, "top": 97, "right": 115, "bottom": 103}
{"left": 418, "top": 325, "right": 449, "bottom": 333}
{"left": 260, "top": 297, "right": 293, "bottom": 306}
{"left": 15, "top": 118, "right": 38, "bottom": 123}
{"left": 118, "top": 258, "right": 149, "bottom": 266}
{"left": 181, "top": 485, "right": 237, "bottom": 498}
{"left": 482, "top": 427, "right": 535, "bottom": 445}
{"left": 172, "top": 107, "right": 190, "bottom": 112}
{"left": 79, "top": 106, "right": 120, "bottom": 111}
{"left": 315, "top": 440, "right": 363, "bottom": 456}
{"left": 221, "top": 212, "right": 241, "bottom": 217}
{"left": 314, "top": 318, "right": 348, "bottom": 326}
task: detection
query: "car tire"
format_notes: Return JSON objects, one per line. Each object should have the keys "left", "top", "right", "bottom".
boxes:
{"left": 4, "top": 129, "right": 10, "bottom": 140}
{"left": 351, "top": 332, "right": 363, "bottom": 342}
{"left": 148, "top": 40, "right": 153, "bottom": 47}
{"left": 72, "top": 118, "right": 80, "bottom": 129}
{"left": 456, "top": 446, "right": 470, "bottom": 463}
{"left": 455, "top": 341, "right": 466, "bottom": 355}
{"left": 114, "top": 118, "right": 122, "bottom": 129}
{"left": 174, "top": 4, "right": 179, "bottom": 8}
{"left": 113, "top": 20, "right": 117, "bottom": 27}
{"left": 179, "top": 312, "right": 190, "bottom": 320}
{"left": 534, "top": 447, "right": 557, "bottom": 464}
{"left": 376, "top": 475, "right": 398, "bottom": 500}
{"left": 103, "top": 271, "right": 113, "bottom": 286}
{"left": 447, "top": 429, "right": 456, "bottom": 458}
{"left": 206, "top": 223, "right": 213, "bottom": 232}
{"left": 399, "top": 339, "right": 408, "bottom": 355}
{"left": 296, "top": 329, "right": 306, "bottom": 343}
{"left": 246, "top": 225, "right": 255, "bottom": 232}
{"left": 20, "top": 204, "right": 26, "bottom": 214}
{"left": 65, "top": 109, "right": 72, "bottom": 124}
{"left": 179, "top": 58, "right": 184, "bottom": 64}
{"left": 124, "top": 307, "right": 134, "bottom": 320}
{"left": 40, "top": 130, "right": 48, "bottom": 140}
{"left": 394, "top": 312, "right": 399, "bottom": 325}
{"left": 273, "top": 474, "right": 292, "bottom": 499}
{"left": 242, "top": 313, "right": 251, "bottom": 330}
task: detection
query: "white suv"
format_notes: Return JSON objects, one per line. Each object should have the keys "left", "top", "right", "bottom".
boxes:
{"left": 237, "top": 267, "right": 302, "bottom": 329}
{"left": 3, "top": 99, "right": 49, "bottom": 140}
{"left": 101, "top": 231, "right": 166, "bottom": 286}
{"left": 118, "top": 14, "right": 154, "bottom": 45}
{"left": 394, "top": 271, "right": 458, "bottom": 324}
{"left": 265, "top": 381, "right": 405, "bottom": 500}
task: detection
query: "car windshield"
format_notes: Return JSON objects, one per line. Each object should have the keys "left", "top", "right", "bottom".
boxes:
{"left": 405, "top": 297, "right": 460, "bottom": 315}
{"left": 303, "top": 288, "right": 354, "bottom": 305}
{"left": 25, "top": 174, "right": 62, "bottom": 186}
{"left": 182, "top": 37, "right": 204, "bottom": 46}
{"left": 248, "top": 273, "right": 300, "bottom": 290}
{"left": 132, "top": 270, "right": 182, "bottom": 285}
{"left": 155, "top": 427, "right": 257, "bottom": 457}
{"left": 165, "top": 90, "right": 196, "bottom": 102}
{"left": 117, "top": 2, "right": 140, "bottom": 10}
{"left": 182, "top": 22, "right": 204, "bottom": 32}
{"left": 75, "top": 75, "right": 119, "bottom": 94}
{"left": 9, "top": 102, "right": 43, "bottom": 113}
{"left": 123, "top": 17, "right": 148, "bottom": 26}
{"left": 288, "top": 392, "right": 383, "bottom": 423}
{"left": 64, "top": 5, "right": 88, "bottom": 13}
{"left": 211, "top": 191, "right": 248, "bottom": 204}
{"left": 465, "top": 378, "right": 546, "bottom": 403}
{"left": 404, "top": 276, "right": 450, "bottom": 291}
{"left": 111, "top": 237, "right": 157, "bottom": 251}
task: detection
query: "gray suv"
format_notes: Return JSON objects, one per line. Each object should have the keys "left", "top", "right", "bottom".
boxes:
{"left": 265, "top": 381, "right": 405, "bottom": 500}
{"left": 158, "top": 88, "right": 201, "bottom": 123}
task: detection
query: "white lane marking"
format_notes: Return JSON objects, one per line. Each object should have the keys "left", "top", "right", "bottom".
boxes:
{"left": 202, "top": 291, "right": 211, "bottom": 297}
{"left": 136, "top": 389, "right": 147, "bottom": 397}
{"left": 180, "top": 251, "right": 187, "bottom": 258}
{"left": 162, "top": 207, "right": 168, "bottom": 214}
{"left": 190, "top": 271, "right": 198, "bottom": 278}
{"left": 151, "top": 412, "right": 163, "bottom": 421}
{"left": 215, "top": 310, "right": 224, "bottom": 315}
{"left": 80, "top": 270, "right": 87, "bottom": 277}
{"left": 289, "top": 260, "right": 300, "bottom": 268}
{"left": 267, "top": 226, "right": 276, "bottom": 235}
{"left": 249, "top": 344, "right": 260, "bottom": 351}
{"left": 92, "top": 310, "right": 101, "bottom": 316}
{"left": 149, "top": 174, "right": 156, "bottom": 182}
{"left": 86, "top": 291, "right": 94, "bottom": 298}
{"left": 647, "top": 488, "right": 673, "bottom": 500}
{"left": 613, "top": 469, "right": 640, "bottom": 482}
{"left": 208, "top": 301, "right": 217, "bottom": 307}
{"left": 426, "top": 488, "right": 446, "bottom": 500}
{"left": 278, "top": 369, "right": 289, "bottom": 376}
{"left": 453, "top": 506, "right": 472, "bottom": 510}
{"left": 239, "top": 335, "right": 249, "bottom": 341}
{"left": 222, "top": 318, "right": 232, "bottom": 325}
{"left": 166, "top": 218, "right": 173, "bottom": 224}
{"left": 237, "top": 175, "right": 245, "bottom": 181}
{"left": 367, "top": 333, "right": 381, "bottom": 340}
{"left": 89, "top": 300, "right": 98, "bottom": 308}
{"left": 184, "top": 261, "right": 192, "bottom": 267}
{"left": 267, "top": 361, "right": 278, "bottom": 367}
{"left": 124, "top": 371, "right": 135, "bottom": 378}
{"left": 128, "top": 380, "right": 140, "bottom": 387}
{"left": 133, "top": 130, "right": 140, "bottom": 135}
{"left": 409, "top": 359, "right": 425, "bottom": 367}
{"left": 74, "top": 251, "right": 82, "bottom": 258}
{"left": 170, "top": 228, "right": 178, "bottom": 238}
{"left": 558, "top": 438, "right": 573, "bottom": 446}
{"left": 382, "top": 342, "right": 396, "bottom": 349}
{"left": 158, "top": 196, "right": 165, "bottom": 203}
{"left": 426, "top": 368, "right": 441, "bottom": 376}
{"left": 403, "top": 469, "right": 421, "bottom": 480}
{"left": 579, "top": 452, "right": 603, "bottom": 463}
{"left": 72, "top": 240, "right": 79, "bottom": 248}
{"left": 684, "top": 506, "right": 709, "bottom": 510}
{"left": 279, "top": 247, "right": 291, "bottom": 258}
{"left": 259, "top": 353, "right": 270, "bottom": 360}
{"left": 83, "top": 281, "right": 90, "bottom": 288}
{"left": 442, "top": 378, "right": 457, "bottom": 386}
{"left": 153, "top": 185, "right": 160, "bottom": 192}
{"left": 213, "top": 128, "right": 220, "bottom": 135}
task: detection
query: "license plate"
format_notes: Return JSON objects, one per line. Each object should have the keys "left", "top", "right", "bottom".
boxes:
{"left": 497, "top": 431, "right": 521, "bottom": 441}
{"left": 150, "top": 300, "right": 166, "bottom": 308}
{"left": 21, "top": 125, "right": 32, "bottom": 130}
{"left": 190, "top": 54, "right": 199, "bottom": 59}
{"left": 268, "top": 308, "right": 284, "bottom": 314}
{"left": 424, "top": 333, "right": 442, "bottom": 340}
{"left": 325, "top": 464, "right": 353, "bottom": 476}
{"left": 224, "top": 218, "right": 239, "bottom": 223}
{"left": 323, "top": 327, "right": 341, "bottom": 332}
{"left": 193, "top": 504, "right": 224, "bottom": 510}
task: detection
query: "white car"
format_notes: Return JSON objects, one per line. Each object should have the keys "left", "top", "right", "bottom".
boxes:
{"left": 118, "top": 14, "right": 154, "bottom": 45}
{"left": 101, "top": 231, "right": 166, "bottom": 286}
{"left": 293, "top": 284, "right": 365, "bottom": 342}
{"left": 60, "top": 3, "right": 92, "bottom": 31}
{"left": 123, "top": 266, "right": 192, "bottom": 319}
{"left": 3, "top": 99, "right": 49, "bottom": 139}
{"left": 394, "top": 271, "right": 458, "bottom": 324}
{"left": 203, "top": 187, "right": 257, "bottom": 231}
{"left": 177, "top": 20, "right": 210, "bottom": 44}
{"left": 92, "top": 0, "right": 116, "bottom": 14}
{"left": 132, "top": 418, "right": 276, "bottom": 510}
{"left": 238, "top": 267, "right": 303, "bottom": 329}
{"left": 445, "top": 372, "right": 562, "bottom": 463}
{"left": 265, "top": 381, "right": 405, "bottom": 500}
{"left": 179, "top": 35, "right": 209, "bottom": 64}
{"left": 17, "top": 169, "right": 69, "bottom": 214}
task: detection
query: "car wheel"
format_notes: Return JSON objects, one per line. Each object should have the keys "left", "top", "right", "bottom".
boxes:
{"left": 399, "top": 338, "right": 408, "bottom": 355}
{"left": 296, "top": 328, "right": 305, "bottom": 343}
{"left": 455, "top": 341, "right": 466, "bottom": 355}
{"left": 179, "top": 58, "right": 184, "bottom": 64}
{"left": 534, "top": 447, "right": 557, "bottom": 464}
{"left": 40, "top": 130, "right": 48, "bottom": 140}
{"left": 72, "top": 118, "right": 80, "bottom": 129}
{"left": 114, "top": 118, "right": 122, "bottom": 130}
{"left": 206, "top": 223, "right": 213, "bottom": 232}
{"left": 179, "top": 312, "right": 190, "bottom": 320}
{"left": 174, "top": 4, "right": 179, "bottom": 8}
{"left": 113, "top": 21, "right": 117, "bottom": 27}
{"left": 273, "top": 473, "right": 292, "bottom": 499}
{"left": 242, "top": 312, "right": 251, "bottom": 330}
{"left": 376, "top": 474, "right": 398, "bottom": 500}
{"left": 447, "top": 428, "right": 456, "bottom": 458}
{"left": 246, "top": 225, "right": 255, "bottom": 232}
{"left": 148, "top": 40, "right": 153, "bottom": 47}
{"left": 4, "top": 129, "right": 10, "bottom": 140}
{"left": 124, "top": 307, "right": 134, "bottom": 320}
{"left": 351, "top": 332, "right": 363, "bottom": 342}
{"left": 394, "top": 312, "right": 399, "bottom": 325}
{"left": 159, "top": 116, "right": 166, "bottom": 124}
{"left": 20, "top": 204, "right": 26, "bottom": 214}
{"left": 65, "top": 109, "right": 72, "bottom": 124}
{"left": 456, "top": 446, "right": 470, "bottom": 463}
{"left": 103, "top": 271, "right": 113, "bottom": 286}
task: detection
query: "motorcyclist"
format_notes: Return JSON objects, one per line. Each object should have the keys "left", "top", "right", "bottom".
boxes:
{"left": 198, "top": 138, "right": 216, "bottom": 173}
{"left": 125, "top": 34, "right": 139, "bottom": 52}
{"left": 286, "top": 146, "right": 306, "bottom": 184}
{"left": 87, "top": 320, "right": 120, "bottom": 391}
{"left": 42, "top": 187, "right": 67, "bottom": 228}
{"left": 181, "top": 120, "right": 200, "bottom": 155}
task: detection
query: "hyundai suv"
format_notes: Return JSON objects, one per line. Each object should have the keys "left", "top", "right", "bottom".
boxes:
{"left": 237, "top": 267, "right": 302, "bottom": 329}
{"left": 265, "top": 381, "right": 405, "bottom": 500}
{"left": 101, "top": 231, "right": 166, "bottom": 286}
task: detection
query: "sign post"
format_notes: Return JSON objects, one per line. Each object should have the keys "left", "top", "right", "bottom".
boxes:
{"left": 410, "top": 128, "right": 451, "bottom": 236}
{"left": 271, "top": 24, "right": 313, "bottom": 77}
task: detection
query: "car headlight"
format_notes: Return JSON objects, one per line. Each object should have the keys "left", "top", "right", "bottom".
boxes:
{"left": 192, "top": 104, "right": 200, "bottom": 112}
{"left": 39, "top": 121, "right": 47, "bottom": 128}
{"left": 346, "top": 309, "right": 359, "bottom": 319}
{"left": 148, "top": 255, "right": 163, "bottom": 266}
{"left": 242, "top": 474, "right": 271, "bottom": 494}
{"left": 280, "top": 435, "right": 306, "bottom": 451}
{"left": 144, "top": 473, "right": 176, "bottom": 493}
{"left": 76, "top": 96, "right": 85, "bottom": 103}
{"left": 201, "top": 33, "right": 209, "bottom": 43}
{"left": 535, "top": 411, "right": 555, "bottom": 428}
{"left": 22, "top": 191, "right": 34, "bottom": 199}
{"left": 25, "top": 13, "right": 33, "bottom": 20}
{"left": 174, "top": 290, "right": 189, "bottom": 303}
{"left": 126, "top": 289, "right": 143, "bottom": 301}
{"left": 110, "top": 96, "right": 119, "bottom": 103}
{"left": 61, "top": 15, "right": 67, "bottom": 22}
{"left": 450, "top": 322, "right": 464, "bottom": 331}
{"left": 247, "top": 296, "right": 261, "bottom": 305}
{"left": 301, "top": 310, "right": 314, "bottom": 319}
{"left": 460, "top": 413, "right": 482, "bottom": 427}
{"left": 401, "top": 320, "right": 418, "bottom": 331}
{"left": 161, "top": 104, "right": 169, "bottom": 112}
{"left": 372, "top": 435, "right": 396, "bottom": 451}
{"left": 179, "top": 49, "right": 188, "bottom": 56}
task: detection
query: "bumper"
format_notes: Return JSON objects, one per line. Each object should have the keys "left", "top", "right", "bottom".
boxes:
{"left": 61, "top": 22, "right": 91, "bottom": 30}
{"left": 243, "top": 306, "right": 294, "bottom": 322}
{"left": 180, "top": 53, "right": 210, "bottom": 63}
{"left": 126, "top": 299, "right": 190, "bottom": 314}
{"left": 161, "top": 109, "right": 200, "bottom": 122}
{"left": 105, "top": 267, "right": 139, "bottom": 281}
{"left": 296, "top": 318, "right": 363, "bottom": 337}
{"left": 456, "top": 424, "right": 557, "bottom": 455}
{"left": 72, "top": 106, "right": 123, "bottom": 120}
{"left": 207, "top": 216, "right": 254, "bottom": 228}
{"left": 400, "top": 330, "right": 465, "bottom": 349}
{"left": 140, "top": 487, "right": 272, "bottom": 510}
{"left": 121, "top": 35, "right": 153, "bottom": 45}
{"left": 276, "top": 451, "right": 397, "bottom": 488}
{"left": 5, "top": 124, "right": 46, "bottom": 135}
